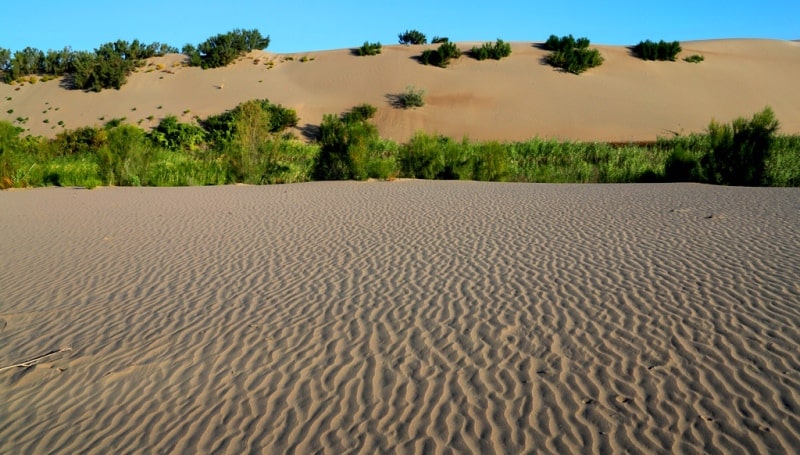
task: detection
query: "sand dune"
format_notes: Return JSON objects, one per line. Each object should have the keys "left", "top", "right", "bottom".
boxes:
{"left": 1, "top": 39, "right": 799, "bottom": 142}
{"left": 1, "top": 182, "right": 798, "bottom": 453}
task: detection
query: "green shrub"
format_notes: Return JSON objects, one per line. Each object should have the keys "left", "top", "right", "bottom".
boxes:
{"left": 684, "top": 54, "right": 704, "bottom": 63}
{"left": 314, "top": 110, "right": 380, "bottom": 180}
{"left": 471, "top": 39, "right": 512, "bottom": 61}
{"left": 702, "top": 106, "right": 780, "bottom": 186}
{"left": 544, "top": 35, "right": 603, "bottom": 74}
{"left": 633, "top": 40, "right": 682, "bottom": 61}
{"left": 399, "top": 30, "right": 427, "bottom": 45}
{"left": 201, "top": 99, "right": 297, "bottom": 146}
{"left": 341, "top": 103, "right": 377, "bottom": 123}
{"left": 431, "top": 36, "right": 449, "bottom": 44}
{"left": 50, "top": 126, "right": 108, "bottom": 156}
{"left": 187, "top": 29, "right": 270, "bottom": 69}
{"left": 149, "top": 115, "right": 205, "bottom": 151}
{"left": 420, "top": 41, "right": 461, "bottom": 67}
{"left": 357, "top": 41, "right": 382, "bottom": 56}
{"left": 664, "top": 147, "right": 705, "bottom": 182}
{"left": 398, "top": 86, "right": 426, "bottom": 108}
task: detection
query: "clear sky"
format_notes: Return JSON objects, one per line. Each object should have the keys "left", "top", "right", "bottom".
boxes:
{"left": 2, "top": 0, "right": 798, "bottom": 53}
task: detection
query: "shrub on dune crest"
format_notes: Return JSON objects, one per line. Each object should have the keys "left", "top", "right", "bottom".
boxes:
{"left": 420, "top": 41, "right": 461, "bottom": 67}
{"left": 399, "top": 30, "right": 427, "bottom": 45}
{"left": 471, "top": 39, "right": 512, "bottom": 61}
{"left": 356, "top": 41, "right": 382, "bottom": 56}
{"left": 632, "top": 40, "right": 682, "bottom": 61}
{"left": 544, "top": 34, "right": 603, "bottom": 74}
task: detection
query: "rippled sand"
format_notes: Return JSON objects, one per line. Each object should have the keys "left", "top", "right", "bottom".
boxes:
{"left": 1, "top": 182, "right": 798, "bottom": 453}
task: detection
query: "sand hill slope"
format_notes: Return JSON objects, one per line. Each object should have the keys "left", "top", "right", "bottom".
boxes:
{"left": 1, "top": 39, "right": 799, "bottom": 142}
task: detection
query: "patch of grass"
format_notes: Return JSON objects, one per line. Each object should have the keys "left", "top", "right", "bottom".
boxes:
{"left": 6, "top": 109, "right": 12, "bottom": 114}
{"left": 684, "top": 54, "right": 704, "bottom": 63}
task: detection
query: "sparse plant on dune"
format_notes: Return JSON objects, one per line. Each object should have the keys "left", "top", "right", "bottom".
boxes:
{"left": 544, "top": 34, "right": 603, "bottom": 74}
{"left": 420, "top": 41, "right": 461, "bottom": 67}
{"left": 399, "top": 30, "right": 427, "bottom": 45}
{"left": 684, "top": 54, "right": 704, "bottom": 63}
{"left": 471, "top": 39, "right": 512, "bottom": 60}
{"left": 632, "top": 40, "right": 682, "bottom": 61}
{"left": 356, "top": 41, "right": 382, "bottom": 56}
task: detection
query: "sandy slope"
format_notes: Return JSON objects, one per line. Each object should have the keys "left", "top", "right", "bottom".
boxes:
{"left": 1, "top": 182, "right": 798, "bottom": 454}
{"left": 1, "top": 39, "right": 799, "bottom": 142}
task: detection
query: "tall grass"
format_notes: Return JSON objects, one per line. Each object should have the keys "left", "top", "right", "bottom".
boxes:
{"left": 1, "top": 107, "right": 798, "bottom": 188}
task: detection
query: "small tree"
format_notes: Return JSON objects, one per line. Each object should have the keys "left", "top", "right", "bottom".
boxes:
{"left": 399, "top": 30, "right": 427, "bottom": 45}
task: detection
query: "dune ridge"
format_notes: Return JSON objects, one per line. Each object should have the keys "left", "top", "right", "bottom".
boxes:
{"left": 1, "top": 39, "right": 799, "bottom": 143}
{"left": 1, "top": 182, "right": 798, "bottom": 453}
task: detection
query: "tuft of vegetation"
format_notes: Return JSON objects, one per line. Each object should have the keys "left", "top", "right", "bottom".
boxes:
{"left": 703, "top": 107, "right": 780, "bottom": 186}
{"left": 633, "top": 40, "right": 682, "bottom": 61}
{"left": 201, "top": 99, "right": 298, "bottom": 146}
{"left": 397, "top": 86, "right": 426, "bottom": 109}
{"left": 356, "top": 41, "right": 382, "bottom": 56}
{"left": 684, "top": 54, "right": 704, "bottom": 63}
{"left": 544, "top": 34, "right": 603, "bottom": 74}
{"left": 399, "top": 30, "right": 427, "bottom": 45}
{"left": 183, "top": 29, "right": 270, "bottom": 69}
{"left": 471, "top": 39, "right": 512, "bottom": 61}
{"left": 148, "top": 115, "right": 205, "bottom": 151}
{"left": 420, "top": 42, "right": 462, "bottom": 68}
{"left": 431, "top": 36, "right": 449, "bottom": 44}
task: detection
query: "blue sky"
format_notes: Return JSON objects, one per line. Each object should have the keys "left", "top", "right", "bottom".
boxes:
{"left": 2, "top": 0, "right": 798, "bottom": 53}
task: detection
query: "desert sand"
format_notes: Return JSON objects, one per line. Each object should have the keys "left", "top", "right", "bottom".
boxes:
{"left": 1, "top": 39, "right": 799, "bottom": 142}
{"left": 1, "top": 181, "right": 798, "bottom": 453}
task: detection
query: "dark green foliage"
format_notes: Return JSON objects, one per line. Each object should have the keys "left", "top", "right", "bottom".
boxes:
{"left": 633, "top": 40, "right": 682, "bottom": 61}
{"left": 3, "top": 47, "right": 44, "bottom": 82}
{"left": 684, "top": 54, "right": 704, "bottom": 63}
{"left": 341, "top": 104, "right": 377, "bottom": 123}
{"left": 703, "top": 107, "right": 780, "bottom": 186}
{"left": 664, "top": 147, "right": 705, "bottom": 181}
{"left": 0, "top": 47, "right": 10, "bottom": 74}
{"left": 471, "top": 39, "right": 512, "bottom": 61}
{"left": 420, "top": 42, "right": 461, "bottom": 67}
{"left": 544, "top": 35, "right": 603, "bottom": 74}
{"left": 43, "top": 47, "right": 73, "bottom": 76}
{"left": 189, "top": 29, "right": 270, "bottom": 69}
{"left": 149, "top": 115, "right": 205, "bottom": 151}
{"left": 313, "top": 104, "right": 390, "bottom": 180}
{"left": 399, "top": 30, "right": 427, "bottom": 45}
{"left": 431, "top": 36, "right": 449, "bottom": 44}
{"left": 357, "top": 41, "right": 382, "bottom": 56}
{"left": 201, "top": 99, "right": 297, "bottom": 145}
{"left": 50, "top": 126, "right": 108, "bottom": 156}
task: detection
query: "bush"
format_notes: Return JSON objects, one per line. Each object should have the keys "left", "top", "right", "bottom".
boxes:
{"left": 544, "top": 34, "right": 603, "bottom": 74}
{"left": 431, "top": 36, "right": 449, "bottom": 44}
{"left": 201, "top": 99, "right": 298, "bottom": 146}
{"left": 398, "top": 86, "right": 426, "bottom": 109}
{"left": 50, "top": 126, "right": 108, "bottom": 156}
{"left": 149, "top": 115, "right": 205, "bottom": 151}
{"left": 471, "top": 39, "right": 512, "bottom": 61}
{"left": 314, "top": 109, "right": 380, "bottom": 180}
{"left": 341, "top": 104, "right": 377, "bottom": 123}
{"left": 664, "top": 147, "right": 705, "bottom": 182}
{"left": 357, "top": 41, "right": 382, "bottom": 56}
{"left": 633, "top": 40, "right": 682, "bottom": 61}
{"left": 420, "top": 41, "right": 461, "bottom": 67}
{"left": 702, "top": 106, "right": 780, "bottom": 186}
{"left": 399, "top": 30, "right": 427, "bottom": 45}
{"left": 188, "top": 29, "right": 270, "bottom": 69}
{"left": 684, "top": 54, "right": 704, "bottom": 63}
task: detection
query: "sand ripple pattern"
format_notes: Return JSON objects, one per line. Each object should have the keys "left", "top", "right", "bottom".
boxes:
{"left": 1, "top": 182, "right": 798, "bottom": 454}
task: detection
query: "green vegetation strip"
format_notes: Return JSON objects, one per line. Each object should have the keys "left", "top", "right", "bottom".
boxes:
{"left": 1, "top": 105, "right": 797, "bottom": 189}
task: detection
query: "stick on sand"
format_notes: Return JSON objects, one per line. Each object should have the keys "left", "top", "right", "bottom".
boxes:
{"left": 0, "top": 347, "right": 72, "bottom": 372}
